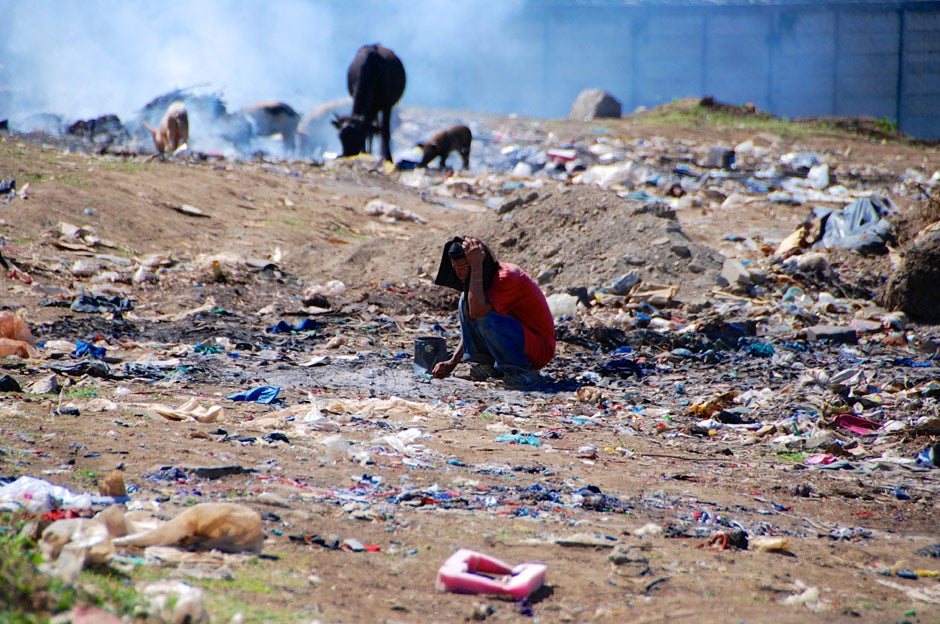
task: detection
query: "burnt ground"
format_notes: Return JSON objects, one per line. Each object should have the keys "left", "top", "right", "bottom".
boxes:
{"left": 1, "top": 103, "right": 940, "bottom": 623}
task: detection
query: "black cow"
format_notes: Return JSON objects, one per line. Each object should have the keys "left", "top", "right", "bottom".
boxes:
{"left": 332, "top": 43, "right": 406, "bottom": 162}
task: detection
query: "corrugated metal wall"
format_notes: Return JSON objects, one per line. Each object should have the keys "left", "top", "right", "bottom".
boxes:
{"left": 529, "top": 2, "right": 940, "bottom": 139}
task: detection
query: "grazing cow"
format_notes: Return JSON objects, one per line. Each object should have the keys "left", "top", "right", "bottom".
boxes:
{"left": 331, "top": 43, "right": 406, "bottom": 162}
{"left": 241, "top": 101, "right": 301, "bottom": 155}
{"left": 144, "top": 101, "right": 189, "bottom": 155}
{"left": 418, "top": 125, "right": 472, "bottom": 170}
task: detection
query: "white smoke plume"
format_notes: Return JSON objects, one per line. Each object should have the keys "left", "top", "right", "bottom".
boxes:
{"left": 0, "top": 0, "right": 528, "bottom": 126}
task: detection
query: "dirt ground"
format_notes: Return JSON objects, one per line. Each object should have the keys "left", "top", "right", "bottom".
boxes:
{"left": 1, "top": 103, "right": 940, "bottom": 624}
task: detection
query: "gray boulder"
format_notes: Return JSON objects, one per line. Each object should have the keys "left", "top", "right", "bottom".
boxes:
{"left": 569, "top": 89, "right": 622, "bottom": 121}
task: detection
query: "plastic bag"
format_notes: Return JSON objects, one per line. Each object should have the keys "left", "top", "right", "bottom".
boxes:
{"left": 142, "top": 580, "right": 209, "bottom": 624}
{"left": 39, "top": 518, "right": 114, "bottom": 581}
{"left": 112, "top": 502, "right": 264, "bottom": 553}
{"left": 814, "top": 195, "right": 896, "bottom": 253}
{"left": 0, "top": 476, "right": 92, "bottom": 513}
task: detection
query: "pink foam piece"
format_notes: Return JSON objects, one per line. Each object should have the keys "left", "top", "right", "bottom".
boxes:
{"left": 436, "top": 548, "right": 546, "bottom": 600}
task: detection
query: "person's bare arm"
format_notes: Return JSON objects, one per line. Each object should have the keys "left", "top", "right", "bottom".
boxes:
{"left": 463, "top": 237, "right": 493, "bottom": 319}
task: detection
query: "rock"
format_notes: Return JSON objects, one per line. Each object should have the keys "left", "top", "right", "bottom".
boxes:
{"left": 805, "top": 325, "right": 858, "bottom": 344}
{"left": 608, "top": 271, "right": 640, "bottom": 295}
{"left": 924, "top": 335, "right": 940, "bottom": 355}
{"left": 97, "top": 470, "right": 127, "bottom": 497}
{"left": 670, "top": 244, "right": 692, "bottom": 259}
{"left": 28, "top": 374, "right": 60, "bottom": 395}
{"left": 556, "top": 533, "right": 617, "bottom": 548}
{"left": 718, "top": 258, "right": 752, "bottom": 294}
{"left": 703, "top": 146, "right": 735, "bottom": 169}
{"left": 537, "top": 268, "right": 558, "bottom": 284}
{"left": 882, "top": 221, "right": 940, "bottom": 322}
{"left": 569, "top": 89, "right": 622, "bottom": 121}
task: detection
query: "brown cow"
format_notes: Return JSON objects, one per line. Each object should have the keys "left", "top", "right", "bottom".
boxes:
{"left": 418, "top": 125, "right": 472, "bottom": 170}
{"left": 144, "top": 101, "right": 189, "bottom": 156}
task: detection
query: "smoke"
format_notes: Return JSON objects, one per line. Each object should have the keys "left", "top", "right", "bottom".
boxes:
{"left": 0, "top": 0, "right": 528, "bottom": 126}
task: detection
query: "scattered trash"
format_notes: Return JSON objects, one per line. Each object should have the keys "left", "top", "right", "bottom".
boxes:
{"left": 70, "top": 294, "right": 134, "bottom": 314}
{"left": 0, "top": 476, "right": 126, "bottom": 514}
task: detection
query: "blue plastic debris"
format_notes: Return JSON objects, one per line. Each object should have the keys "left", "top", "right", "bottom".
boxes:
{"left": 495, "top": 433, "right": 541, "bottom": 446}
{"left": 226, "top": 385, "right": 281, "bottom": 404}
{"left": 268, "top": 318, "right": 319, "bottom": 333}
{"left": 72, "top": 340, "right": 106, "bottom": 359}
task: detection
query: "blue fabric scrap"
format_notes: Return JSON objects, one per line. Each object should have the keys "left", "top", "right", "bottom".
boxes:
{"left": 72, "top": 340, "right": 106, "bottom": 359}
{"left": 268, "top": 318, "right": 320, "bottom": 334}
{"left": 227, "top": 385, "right": 281, "bottom": 404}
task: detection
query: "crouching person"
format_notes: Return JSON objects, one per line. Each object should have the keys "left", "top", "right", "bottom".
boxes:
{"left": 432, "top": 236, "right": 555, "bottom": 388}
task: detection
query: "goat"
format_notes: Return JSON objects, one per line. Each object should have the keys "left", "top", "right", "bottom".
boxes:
{"left": 144, "top": 100, "right": 188, "bottom": 156}
{"left": 418, "top": 125, "right": 472, "bottom": 170}
{"left": 331, "top": 43, "right": 405, "bottom": 162}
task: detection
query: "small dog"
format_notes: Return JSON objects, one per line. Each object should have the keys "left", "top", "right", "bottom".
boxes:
{"left": 418, "top": 125, "right": 472, "bottom": 170}
{"left": 145, "top": 101, "right": 189, "bottom": 156}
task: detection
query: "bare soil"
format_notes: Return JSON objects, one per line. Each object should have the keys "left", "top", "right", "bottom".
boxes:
{"left": 1, "top": 104, "right": 939, "bottom": 624}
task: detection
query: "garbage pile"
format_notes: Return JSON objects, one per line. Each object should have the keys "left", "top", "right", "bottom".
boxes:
{"left": 0, "top": 103, "right": 938, "bottom": 622}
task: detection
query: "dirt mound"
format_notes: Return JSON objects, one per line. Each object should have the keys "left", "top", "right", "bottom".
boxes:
{"left": 794, "top": 115, "right": 939, "bottom": 146}
{"left": 698, "top": 94, "right": 776, "bottom": 120}
{"left": 460, "top": 183, "right": 725, "bottom": 306}
{"left": 882, "top": 220, "right": 940, "bottom": 322}
{"left": 893, "top": 189, "right": 940, "bottom": 247}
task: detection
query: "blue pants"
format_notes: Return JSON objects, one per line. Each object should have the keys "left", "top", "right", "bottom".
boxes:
{"left": 459, "top": 293, "right": 532, "bottom": 373}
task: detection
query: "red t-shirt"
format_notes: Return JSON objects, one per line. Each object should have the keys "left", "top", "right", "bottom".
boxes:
{"left": 486, "top": 263, "right": 556, "bottom": 369}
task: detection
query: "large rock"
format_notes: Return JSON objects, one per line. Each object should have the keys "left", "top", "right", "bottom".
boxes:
{"left": 882, "top": 221, "right": 940, "bottom": 322}
{"left": 569, "top": 89, "right": 622, "bottom": 121}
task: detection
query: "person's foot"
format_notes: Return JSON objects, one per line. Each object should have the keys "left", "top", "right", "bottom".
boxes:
{"left": 469, "top": 363, "right": 501, "bottom": 381}
{"left": 500, "top": 369, "right": 543, "bottom": 390}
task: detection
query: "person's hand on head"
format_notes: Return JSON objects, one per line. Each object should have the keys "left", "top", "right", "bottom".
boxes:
{"left": 463, "top": 236, "right": 485, "bottom": 269}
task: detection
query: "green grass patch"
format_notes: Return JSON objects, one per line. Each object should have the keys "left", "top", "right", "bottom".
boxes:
{"left": 100, "top": 160, "right": 148, "bottom": 173}
{"left": 198, "top": 553, "right": 315, "bottom": 623}
{"left": 631, "top": 99, "right": 806, "bottom": 136}
{"left": 53, "top": 175, "right": 93, "bottom": 188}
{"left": 0, "top": 513, "right": 145, "bottom": 623}
{"left": 776, "top": 451, "right": 807, "bottom": 463}
{"left": 63, "top": 387, "right": 98, "bottom": 400}
{"left": 73, "top": 469, "right": 100, "bottom": 488}
{"left": 331, "top": 227, "right": 366, "bottom": 241}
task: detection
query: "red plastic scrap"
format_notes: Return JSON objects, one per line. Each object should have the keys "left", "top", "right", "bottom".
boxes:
{"left": 833, "top": 413, "right": 880, "bottom": 435}
{"left": 697, "top": 533, "right": 729, "bottom": 551}
{"left": 436, "top": 549, "right": 546, "bottom": 600}
{"left": 41, "top": 509, "right": 90, "bottom": 521}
